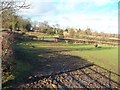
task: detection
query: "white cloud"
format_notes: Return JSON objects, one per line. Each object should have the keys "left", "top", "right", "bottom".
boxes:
{"left": 34, "top": 13, "right": 117, "bottom": 33}
{"left": 113, "top": 10, "right": 118, "bottom": 14}
{"left": 17, "top": 0, "right": 118, "bottom": 34}
{"left": 19, "top": 0, "right": 58, "bottom": 16}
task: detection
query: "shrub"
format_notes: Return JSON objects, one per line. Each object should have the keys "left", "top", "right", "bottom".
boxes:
{"left": 2, "top": 31, "right": 16, "bottom": 84}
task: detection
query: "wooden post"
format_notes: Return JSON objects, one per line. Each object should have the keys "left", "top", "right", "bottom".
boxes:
{"left": 109, "top": 71, "right": 111, "bottom": 88}
{"left": 65, "top": 40, "right": 68, "bottom": 44}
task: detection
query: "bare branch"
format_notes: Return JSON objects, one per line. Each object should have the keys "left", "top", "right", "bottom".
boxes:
{"left": 1, "top": 0, "right": 30, "bottom": 13}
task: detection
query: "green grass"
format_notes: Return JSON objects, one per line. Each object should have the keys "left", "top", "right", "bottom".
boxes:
{"left": 15, "top": 40, "right": 118, "bottom": 73}
{"left": 67, "top": 46, "right": 118, "bottom": 73}
{"left": 4, "top": 40, "right": 118, "bottom": 88}
{"left": 64, "top": 44, "right": 118, "bottom": 72}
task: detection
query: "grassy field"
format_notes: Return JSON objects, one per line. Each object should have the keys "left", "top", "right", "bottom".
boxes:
{"left": 4, "top": 39, "right": 118, "bottom": 87}
{"left": 15, "top": 40, "right": 118, "bottom": 74}
{"left": 64, "top": 44, "right": 118, "bottom": 73}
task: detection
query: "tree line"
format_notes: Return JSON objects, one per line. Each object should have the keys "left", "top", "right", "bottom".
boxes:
{"left": 1, "top": 0, "right": 31, "bottom": 32}
{"left": 32, "top": 21, "right": 118, "bottom": 39}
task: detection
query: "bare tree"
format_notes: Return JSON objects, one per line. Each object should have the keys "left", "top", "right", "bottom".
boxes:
{"left": 1, "top": 0, "right": 30, "bottom": 13}
{"left": 1, "top": 0, "right": 30, "bottom": 30}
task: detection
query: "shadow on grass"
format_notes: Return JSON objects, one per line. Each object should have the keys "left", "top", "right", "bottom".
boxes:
{"left": 2, "top": 40, "right": 115, "bottom": 88}
{"left": 3, "top": 40, "right": 92, "bottom": 88}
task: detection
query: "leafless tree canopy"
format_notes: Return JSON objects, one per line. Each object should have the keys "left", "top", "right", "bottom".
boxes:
{"left": 1, "top": 0, "right": 30, "bottom": 13}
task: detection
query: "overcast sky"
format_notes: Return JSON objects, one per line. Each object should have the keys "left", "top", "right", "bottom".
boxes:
{"left": 19, "top": 0, "right": 119, "bottom": 34}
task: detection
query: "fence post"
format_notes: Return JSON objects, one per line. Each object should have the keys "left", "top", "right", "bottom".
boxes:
{"left": 109, "top": 71, "right": 111, "bottom": 88}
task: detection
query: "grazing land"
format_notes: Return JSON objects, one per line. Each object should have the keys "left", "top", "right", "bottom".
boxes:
{"left": 15, "top": 39, "right": 118, "bottom": 73}
{"left": 2, "top": 33, "right": 119, "bottom": 89}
